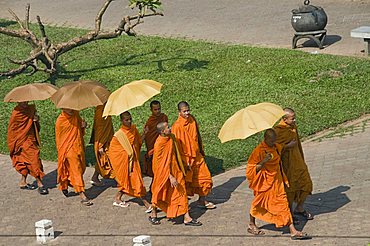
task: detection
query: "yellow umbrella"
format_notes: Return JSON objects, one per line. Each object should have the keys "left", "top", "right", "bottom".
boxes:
{"left": 218, "top": 102, "right": 285, "bottom": 143}
{"left": 102, "top": 79, "right": 162, "bottom": 117}
{"left": 4, "top": 83, "right": 58, "bottom": 102}
{"left": 51, "top": 80, "right": 110, "bottom": 110}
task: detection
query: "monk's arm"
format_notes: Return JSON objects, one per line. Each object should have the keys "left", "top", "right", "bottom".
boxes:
{"left": 256, "top": 153, "right": 272, "bottom": 173}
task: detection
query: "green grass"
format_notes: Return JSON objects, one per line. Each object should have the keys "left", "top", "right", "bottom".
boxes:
{"left": 1, "top": 20, "right": 369, "bottom": 175}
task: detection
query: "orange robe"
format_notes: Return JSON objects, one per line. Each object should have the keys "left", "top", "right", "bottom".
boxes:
{"left": 143, "top": 113, "right": 168, "bottom": 177}
{"left": 7, "top": 104, "right": 44, "bottom": 178}
{"left": 109, "top": 125, "right": 146, "bottom": 198}
{"left": 246, "top": 141, "right": 292, "bottom": 228}
{"left": 151, "top": 134, "right": 188, "bottom": 218}
{"left": 90, "top": 105, "right": 115, "bottom": 179}
{"left": 172, "top": 115, "right": 212, "bottom": 196}
{"left": 55, "top": 111, "right": 86, "bottom": 193}
{"left": 274, "top": 120, "right": 313, "bottom": 205}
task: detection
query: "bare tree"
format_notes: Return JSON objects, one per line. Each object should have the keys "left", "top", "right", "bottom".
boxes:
{"left": 0, "top": 0, "right": 163, "bottom": 78}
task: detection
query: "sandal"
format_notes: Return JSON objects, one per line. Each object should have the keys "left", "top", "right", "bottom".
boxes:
{"left": 184, "top": 219, "right": 202, "bottom": 226}
{"left": 294, "top": 210, "right": 314, "bottom": 220}
{"left": 81, "top": 199, "right": 93, "bottom": 206}
{"left": 291, "top": 232, "right": 311, "bottom": 240}
{"left": 61, "top": 189, "right": 69, "bottom": 197}
{"left": 247, "top": 225, "right": 265, "bottom": 235}
{"left": 20, "top": 184, "right": 36, "bottom": 190}
{"left": 113, "top": 201, "right": 130, "bottom": 208}
{"left": 148, "top": 216, "right": 161, "bottom": 225}
{"left": 145, "top": 206, "right": 153, "bottom": 213}
{"left": 38, "top": 187, "right": 49, "bottom": 195}
{"left": 197, "top": 202, "right": 216, "bottom": 210}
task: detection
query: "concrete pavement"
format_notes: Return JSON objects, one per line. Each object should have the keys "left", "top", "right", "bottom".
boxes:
{"left": 0, "top": 116, "right": 369, "bottom": 245}
{"left": 0, "top": 0, "right": 370, "bottom": 57}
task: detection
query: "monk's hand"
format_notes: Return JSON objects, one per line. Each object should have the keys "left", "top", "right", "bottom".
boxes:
{"left": 285, "top": 139, "right": 297, "bottom": 149}
{"left": 263, "top": 153, "right": 273, "bottom": 162}
{"left": 169, "top": 175, "right": 178, "bottom": 188}
{"left": 98, "top": 147, "right": 105, "bottom": 154}
{"left": 81, "top": 120, "right": 87, "bottom": 129}
{"left": 33, "top": 114, "right": 39, "bottom": 122}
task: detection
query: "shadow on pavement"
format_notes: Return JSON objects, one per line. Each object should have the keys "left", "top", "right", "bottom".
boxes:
{"left": 42, "top": 169, "right": 58, "bottom": 189}
{"left": 190, "top": 176, "right": 245, "bottom": 220}
{"left": 260, "top": 185, "right": 351, "bottom": 233}
{"left": 85, "top": 178, "right": 117, "bottom": 200}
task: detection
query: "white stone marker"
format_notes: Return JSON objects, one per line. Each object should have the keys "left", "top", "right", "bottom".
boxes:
{"left": 35, "top": 219, "right": 54, "bottom": 244}
{"left": 133, "top": 235, "right": 152, "bottom": 246}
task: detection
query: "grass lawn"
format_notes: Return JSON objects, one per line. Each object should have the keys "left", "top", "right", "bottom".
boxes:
{"left": 1, "top": 20, "right": 369, "bottom": 175}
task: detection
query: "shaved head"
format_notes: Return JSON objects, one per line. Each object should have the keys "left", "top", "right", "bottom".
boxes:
{"left": 177, "top": 101, "right": 189, "bottom": 111}
{"left": 283, "top": 107, "right": 295, "bottom": 118}
{"left": 120, "top": 111, "right": 131, "bottom": 120}
{"left": 264, "top": 128, "right": 276, "bottom": 147}
{"left": 156, "top": 122, "right": 167, "bottom": 133}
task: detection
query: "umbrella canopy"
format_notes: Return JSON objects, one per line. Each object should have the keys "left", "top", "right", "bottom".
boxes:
{"left": 4, "top": 83, "right": 58, "bottom": 102}
{"left": 51, "top": 80, "right": 110, "bottom": 111}
{"left": 218, "top": 102, "right": 285, "bottom": 143}
{"left": 102, "top": 79, "right": 162, "bottom": 117}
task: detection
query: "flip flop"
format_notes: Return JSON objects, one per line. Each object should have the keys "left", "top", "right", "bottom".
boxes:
{"left": 113, "top": 201, "right": 129, "bottom": 208}
{"left": 148, "top": 216, "right": 161, "bottom": 225}
{"left": 61, "top": 189, "right": 69, "bottom": 197}
{"left": 184, "top": 219, "right": 202, "bottom": 226}
{"left": 81, "top": 199, "right": 93, "bottom": 206}
{"left": 294, "top": 210, "right": 314, "bottom": 220}
{"left": 20, "top": 184, "right": 36, "bottom": 190}
{"left": 145, "top": 206, "right": 153, "bottom": 213}
{"left": 291, "top": 232, "right": 311, "bottom": 240}
{"left": 197, "top": 202, "right": 216, "bottom": 210}
{"left": 89, "top": 180, "right": 104, "bottom": 187}
{"left": 247, "top": 226, "right": 265, "bottom": 235}
{"left": 38, "top": 187, "right": 49, "bottom": 195}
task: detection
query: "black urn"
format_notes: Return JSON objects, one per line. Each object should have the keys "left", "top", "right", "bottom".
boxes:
{"left": 291, "top": 0, "right": 327, "bottom": 32}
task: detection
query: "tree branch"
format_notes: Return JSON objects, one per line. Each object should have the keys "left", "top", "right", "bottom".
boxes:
{"left": 95, "top": 0, "right": 114, "bottom": 34}
{"left": 8, "top": 9, "right": 25, "bottom": 29}
{"left": 25, "top": 4, "right": 30, "bottom": 30}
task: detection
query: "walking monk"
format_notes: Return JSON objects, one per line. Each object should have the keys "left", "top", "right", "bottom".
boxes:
{"left": 89, "top": 104, "right": 115, "bottom": 186}
{"left": 7, "top": 101, "right": 48, "bottom": 195}
{"left": 246, "top": 129, "right": 310, "bottom": 240}
{"left": 108, "top": 111, "right": 152, "bottom": 211}
{"left": 171, "top": 101, "right": 215, "bottom": 209}
{"left": 149, "top": 122, "right": 202, "bottom": 226}
{"left": 273, "top": 108, "right": 313, "bottom": 220}
{"left": 143, "top": 100, "right": 168, "bottom": 178}
{"left": 55, "top": 108, "right": 92, "bottom": 206}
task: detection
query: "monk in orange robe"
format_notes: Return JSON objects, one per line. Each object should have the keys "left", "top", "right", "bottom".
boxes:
{"left": 143, "top": 100, "right": 168, "bottom": 177}
{"left": 171, "top": 101, "right": 215, "bottom": 209}
{"left": 7, "top": 101, "right": 48, "bottom": 195}
{"left": 246, "top": 129, "right": 309, "bottom": 240}
{"left": 149, "top": 122, "right": 202, "bottom": 226}
{"left": 108, "top": 111, "right": 151, "bottom": 211}
{"left": 89, "top": 104, "right": 115, "bottom": 186}
{"left": 55, "top": 108, "right": 92, "bottom": 206}
{"left": 273, "top": 107, "right": 313, "bottom": 220}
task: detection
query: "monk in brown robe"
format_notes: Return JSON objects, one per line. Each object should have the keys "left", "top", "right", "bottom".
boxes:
{"left": 274, "top": 108, "right": 313, "bottom": 220}
{"left": 89, "top": 104, "right": 115, "bottom": 186}
{"left": 7, "top": 101, "right": 48, "bottom": 195}
{"left": 55, "top": 108, "right": 92, "bottom": 206}
{"left": 149, "top": 122, "right": 202, "bottom": 226}
{"left": 171, "top": 101, "right": 215, "bottom": 209}
{"left": 109, "top": 111, "right": 151, "bottom": 211}
{"left": 246, "top": 129, "right": 309, "bottom": 240}
{"left": 143, "top": 100, "right": 168, "bottom": 177}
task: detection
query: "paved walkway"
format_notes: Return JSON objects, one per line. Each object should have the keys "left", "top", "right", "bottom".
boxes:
{"left": 0, "top": 0, "right": 370, "bottom": 57}
{"left": 0, "top": 116, "right": 369, "bottom": 245}
{"left": 1, "top": 1, "right": 370, "bottom": 245}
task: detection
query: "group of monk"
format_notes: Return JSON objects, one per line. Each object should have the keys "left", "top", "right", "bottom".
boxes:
{"left": 7, "top": 99, "right": 314, "bottom": 237}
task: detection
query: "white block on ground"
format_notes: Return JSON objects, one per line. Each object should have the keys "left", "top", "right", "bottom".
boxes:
{"left": 35, "top": 219, "right": 54, "bottom": 244}
{"left": 133, "top": 235, "right": 151, "bottom": 245}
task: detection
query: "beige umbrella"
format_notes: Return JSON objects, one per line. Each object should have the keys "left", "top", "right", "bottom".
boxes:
{"left": 51, "top": 80, "right": 110, "bottom": 110}
{"left": 218, "top": 102, "right": 285, "bottom": 143}
{"left": 102, "top": 79, "right": 162, "bottom": 117}
{"left": 4, "top": 83, "right": 58, "bottom": 102}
